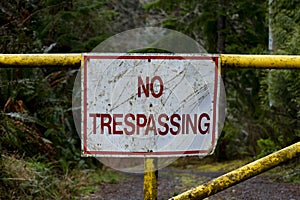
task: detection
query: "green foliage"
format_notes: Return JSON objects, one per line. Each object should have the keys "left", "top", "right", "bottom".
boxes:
{"left": 256, "top": 138, "right": 281, "bottom": 158}
{"left": 0, "top": 68, "right": 75, "bottom": 158}
{"left": 219, "top": 68, "right": 267, "bottom": 159}
{"left": 145, "top": 0, "right": 267, "bottom": 53}
{"left": 145, "top": 0, "right": 209, "bottom": 49}
{"left": 0, "top": 154, "right": 116, "bottom": 199}
{"left": 256, "top": 0, "right": 300, "bottom": 156}
{"left": 0, "top": 0, "right": 117, "bottom": 198}
{"left": 0, "top": 0, "right": 43, "bottom": 53}
{"left": 0, "top": 0, "right": 115, "bottom": 53}
{"left": 270, "top": 0, "right": 300, "bottom": 54}
{"left": 38, "top": 0, "right": 115, "bottom": 52}
{"left": 258, "top": 69, "right": 300, "bottom": 155}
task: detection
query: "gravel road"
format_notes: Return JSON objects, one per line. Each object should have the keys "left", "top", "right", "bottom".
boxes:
{"left": 88, "top": 168, "right": 300, "bottom": 200}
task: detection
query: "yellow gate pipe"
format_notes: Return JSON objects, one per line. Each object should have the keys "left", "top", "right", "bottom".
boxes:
{"left": 0, "top": 54, "right": 300, "bottom": 69}
{"left": 221, "top": 54, "right": 300, "bottom": 69}
{"left": 0, "top": 54, "right": 81, "bottom": 67}
{"left": 170, "top": 141, "right": 300, "bottom": 200}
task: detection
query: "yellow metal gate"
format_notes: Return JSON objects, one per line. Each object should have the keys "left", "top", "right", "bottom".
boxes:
{"left": 0, "top": 54, "right": 299, "bottom": 200}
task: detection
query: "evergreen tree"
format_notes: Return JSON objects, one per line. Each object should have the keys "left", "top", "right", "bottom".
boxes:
{"left": 257, "top": 0, "right": 300, "bottom": 156}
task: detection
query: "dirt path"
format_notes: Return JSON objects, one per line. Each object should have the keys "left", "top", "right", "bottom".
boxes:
{"left": 88, "top": 168, "right": 300, "bottom": 200}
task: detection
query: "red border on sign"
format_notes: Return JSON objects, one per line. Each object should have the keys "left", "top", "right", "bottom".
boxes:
{"left": 82, "top": 55, "right": 219, "bottom": 156}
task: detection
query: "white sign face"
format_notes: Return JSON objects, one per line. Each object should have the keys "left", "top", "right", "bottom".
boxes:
{"left": 82, "top": 54, "right": 220, "bottom": 157}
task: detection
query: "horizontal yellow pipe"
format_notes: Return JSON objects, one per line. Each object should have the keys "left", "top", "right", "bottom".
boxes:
{"left": 170, "top": 141, "right": 300, "bottom": 200}
{"left": 0, "top": 54, "right": 81, "bottom": 67}
{"left": 0, "top": 54, "right": 299, "bottom": 69}
{"left": 221, "top": 54, "right": 300, "bottom": 69}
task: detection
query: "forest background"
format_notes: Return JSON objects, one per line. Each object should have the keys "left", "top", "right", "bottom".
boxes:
{"left": 0, "top": 0, "right": 299, "bottom": 198}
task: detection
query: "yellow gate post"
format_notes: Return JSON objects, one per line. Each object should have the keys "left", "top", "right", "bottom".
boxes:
{"left": 170, "top": 142, "right": 300, "bottom": 200}
{"left": 144, "top": 158, "right": 158, "bottom": 200}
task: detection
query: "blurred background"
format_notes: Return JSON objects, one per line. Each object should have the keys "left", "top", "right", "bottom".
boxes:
{"left": 0, "top": 0, "right": 299, "bottom": 199}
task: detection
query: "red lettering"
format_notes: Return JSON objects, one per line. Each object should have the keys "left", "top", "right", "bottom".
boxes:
{"left": 198, "top": 113, "right": 210, "bottom": 134}
{"left": 137, "top": 76, "right": 164, "bottom": 98}
{"left": 100, "top": 114, "right": 112, "bottom": 134}
{"left": 138, "top": 76, "right": 150, "bottom": 97}
{"left": 112, "top": 114, "right": 123, "bottom": 134}
{"left": 170, "top": 114, "right": 181, "bottom": 135}
{"left": 88, "top": 113, "right": 211, "bottom": 136}
{"left": 124, "top": 113, "right": 135, "bottom": 135}
{"left": 89, "top": 113, "right": 100, "bottom": 134}
{"left": 150, "top": 76, "right": 163, "bottom": 98}
{"left": 186, "top": 114, "right": 197, "bottom": 134}
{"left": 181, "top": 114, "right": 186, "bottom": 134}
{"left": 136, "top": 114, "right": 147, "bottom": 135}
{"left": 158, "top": 114, "right": 169, "bottom": 135}
{"left": 145, "top": 114, "right": 157, "bottom": 135}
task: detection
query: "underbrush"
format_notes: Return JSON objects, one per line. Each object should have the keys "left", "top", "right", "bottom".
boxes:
{"left": 0, "top": 154, "right": 120, "bottom": 199}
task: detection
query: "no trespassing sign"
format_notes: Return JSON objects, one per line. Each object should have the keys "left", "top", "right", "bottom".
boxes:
{"left": 81, "top": 54, "right": 221, "bottom": 157}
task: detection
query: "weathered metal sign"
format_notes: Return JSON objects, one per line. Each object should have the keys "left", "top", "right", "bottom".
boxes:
{"left": 82, "top": 54, "right": 220, "bottom": 157}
